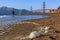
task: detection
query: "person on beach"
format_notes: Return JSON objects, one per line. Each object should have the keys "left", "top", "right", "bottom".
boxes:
{"left": 11, "top": 8, "right": 15, "bottom": 16}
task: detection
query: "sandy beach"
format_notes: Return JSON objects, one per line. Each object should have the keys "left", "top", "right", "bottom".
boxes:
{"left": 0, "top": 13, "right": 60, "bottom": 40}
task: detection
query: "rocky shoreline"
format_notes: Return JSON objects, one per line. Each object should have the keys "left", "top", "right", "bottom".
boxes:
{"left": 0, "top": 13, "right": 60, "bottom": 40}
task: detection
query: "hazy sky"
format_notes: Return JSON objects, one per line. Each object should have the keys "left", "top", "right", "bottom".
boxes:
{"left": 0, "top": 0, "right": 60, "bottom": 10}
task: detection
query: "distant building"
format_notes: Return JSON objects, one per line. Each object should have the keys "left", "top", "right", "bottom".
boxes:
{"left": 49, "top": 6, "right": 60, "bottom": 13}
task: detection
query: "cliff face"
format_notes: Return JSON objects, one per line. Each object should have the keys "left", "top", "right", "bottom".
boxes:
{"left": 49, "top": 6, "right": 60, "bottom": 13}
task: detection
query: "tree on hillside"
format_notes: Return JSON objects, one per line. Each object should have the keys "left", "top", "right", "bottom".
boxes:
{"left": 57, "top": 6, "right": 60, "bottom": 10}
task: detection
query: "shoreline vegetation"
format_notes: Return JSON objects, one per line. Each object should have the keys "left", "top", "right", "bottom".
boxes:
{"left": 0, "top": 13, "right": 60, "bottom": 40}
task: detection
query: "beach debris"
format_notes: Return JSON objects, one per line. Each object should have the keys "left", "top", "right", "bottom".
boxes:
{"left": 29, "top": 31, "right": 40, "bottom": 40}
{"left": 15, "top": 31, "right": 41, "bottom": 40}
{"left": 44, "top": 26, "right": 50, "bottom": 33}
{"left": 0, "top": 31, "right": 5, "bottom": 36}
{"left": 28, "top": 26, "right": 51, "bottom": 40}
{"left": 38, "top": 27, "right": 45, "bottom": 33}
{"left": 21, "top": 26, "right": 50, "bottom": 39}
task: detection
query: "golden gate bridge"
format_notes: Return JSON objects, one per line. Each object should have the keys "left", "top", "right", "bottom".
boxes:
{"left": 30, "top": 2, "right": 56, "bottom": 13}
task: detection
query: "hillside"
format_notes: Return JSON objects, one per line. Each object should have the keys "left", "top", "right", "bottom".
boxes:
{"left": 0, "top": 6, "right": 30, "bottom": 15}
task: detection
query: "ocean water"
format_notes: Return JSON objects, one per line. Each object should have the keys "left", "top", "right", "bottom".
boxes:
{"left": 0, "top": 15, "right": 48, "bottom": 30}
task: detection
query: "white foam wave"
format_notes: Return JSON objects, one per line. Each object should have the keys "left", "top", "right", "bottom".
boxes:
{"left": 0, "top": 15, "right": 10, "bottom": 18}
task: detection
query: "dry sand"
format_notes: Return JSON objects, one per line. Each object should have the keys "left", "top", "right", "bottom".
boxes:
{"left": 0, "top": 13, "right": 60, "bottom": 40}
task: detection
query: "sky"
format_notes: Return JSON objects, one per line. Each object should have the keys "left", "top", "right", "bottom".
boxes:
{"left": 0, "top": 0, "right": 60, "bottom": 10}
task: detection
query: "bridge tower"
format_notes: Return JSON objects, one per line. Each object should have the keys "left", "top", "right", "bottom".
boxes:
{"left": 43, "top": 2, "right": 45, "bottom": 13}
{"left": 30, "top": 6, "right": 32, "bottom": 13}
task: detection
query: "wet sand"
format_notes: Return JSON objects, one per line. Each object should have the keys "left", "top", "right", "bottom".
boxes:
{"left": 0, "top": 13, "right": 60, "bottom": 40}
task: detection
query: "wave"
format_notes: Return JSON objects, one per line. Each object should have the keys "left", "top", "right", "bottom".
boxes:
{"left": 0, "top": 15, "right": 12, "bottom": 18}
